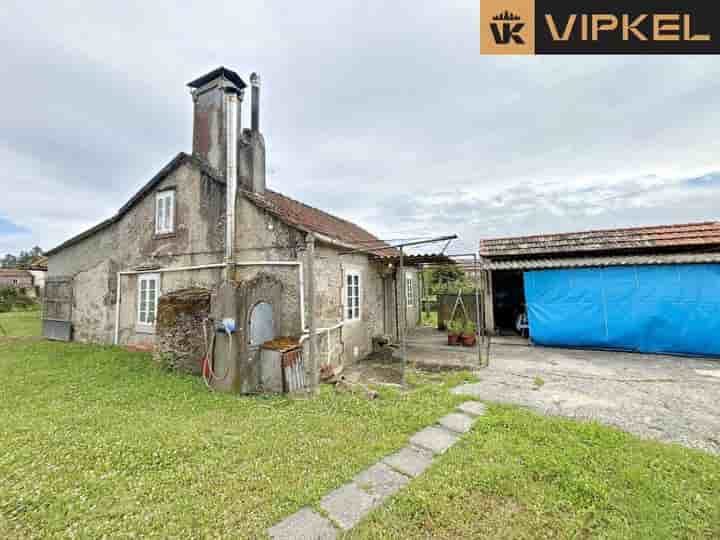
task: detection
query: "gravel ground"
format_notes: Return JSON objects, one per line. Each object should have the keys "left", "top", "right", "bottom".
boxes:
{"left": 454, "top": 344, "right": 720, "bottom": 455}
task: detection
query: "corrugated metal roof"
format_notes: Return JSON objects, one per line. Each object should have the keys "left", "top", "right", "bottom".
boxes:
{"left": 480, "top": 221, "right": 720, "bottom": 259}
{"left": 371, "top": 253, "right": 455, "bottom": 264}
{"left": 481, "top": 252, "right": 720, "bottom": 271}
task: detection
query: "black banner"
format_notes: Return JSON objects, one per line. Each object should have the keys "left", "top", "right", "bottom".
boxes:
{"left": 535, "top": 0, "right": 720, "bottom": 54}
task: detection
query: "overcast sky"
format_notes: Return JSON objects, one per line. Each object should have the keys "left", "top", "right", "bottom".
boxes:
{"left": 2, "top": 1, "right": 720, "bottom": 256}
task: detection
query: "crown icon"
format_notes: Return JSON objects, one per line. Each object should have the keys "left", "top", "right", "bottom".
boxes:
{"left": 492, "top": 10, "right": 522, "bottom": 21}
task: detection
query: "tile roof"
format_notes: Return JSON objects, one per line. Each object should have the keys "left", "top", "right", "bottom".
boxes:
{"left": 242, "top": 189, "right": 397, "bottom": 257}
{"left": 479, "top": 222, "right": 720, "bottom": 259}
{"left": 0, "top": 269, "right": 33, "bottom": 278}
{"left": 47, "top": 152, "right": 394, "bottom": 259}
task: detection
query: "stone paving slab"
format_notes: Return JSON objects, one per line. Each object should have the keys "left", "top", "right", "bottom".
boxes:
{"left": 410, "top": 426, "right": 459, "bottom": 455}
{"left": 439, "top": 412, "right": 475, "bottom": 434}
{"left": 267, "top": 507, "right": 337, "bottom": 539}
{"left": 320, "top": 482, "right": 377, "bottom": 530}
{"left": 457, "top": 401, "right": 487, "bottom": 417}
{"left": 383, "top": 445, "right": 434, "bottom": 477}
{"left": 354, "top": 462, "right": 409, "bottom": 501}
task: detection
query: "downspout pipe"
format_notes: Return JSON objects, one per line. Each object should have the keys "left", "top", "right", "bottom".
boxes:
{"left": 224, "top": 89, "right": 239, "bottom": 278}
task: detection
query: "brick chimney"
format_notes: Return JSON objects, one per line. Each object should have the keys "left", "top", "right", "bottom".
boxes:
{"left": 188, "top": 67, "right": 246, "bottom": 265}
{"left": 238, "top": 72, "right": 266, "bottom": 193}
{"left": 187, "top": 67, "right": 246, "bottom": 177}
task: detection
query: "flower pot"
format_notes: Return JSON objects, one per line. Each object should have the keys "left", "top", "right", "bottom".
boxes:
{"left": 461, "top": 334, "right": 477, "bottom": 347}
{"left": 447, "top": 333, "right": 460, "bottom": 346}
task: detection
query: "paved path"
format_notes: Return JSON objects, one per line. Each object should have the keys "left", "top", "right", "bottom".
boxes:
{"left": 454, "top": 345, "right": 720, "bottom": 455}
{"left": 267, "top": 401, "right": 486, "bottom": 539}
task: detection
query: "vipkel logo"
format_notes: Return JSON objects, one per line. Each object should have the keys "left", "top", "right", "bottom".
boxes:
{"left": 490, "top": 11, "right": 526, "bottom": 45}
{"left": 480, "top": 0, "right": 720, "bottom": 55}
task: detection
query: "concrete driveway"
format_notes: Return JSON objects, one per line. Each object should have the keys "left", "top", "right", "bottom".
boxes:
{"left": 454, "top": 343, "right": 720, "bottom": 455}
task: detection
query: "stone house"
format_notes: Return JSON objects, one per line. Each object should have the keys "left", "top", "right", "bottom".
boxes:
{"left": 24, "top": 256, "right": 48, "bottom": 297}
{"left": 45, "top": 67, "right": 420, "bottom": 391}
{"left": 0, "top": 269, "right": 34, "bottom": 291}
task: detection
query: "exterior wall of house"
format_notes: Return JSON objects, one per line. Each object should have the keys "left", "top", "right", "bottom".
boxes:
{"left": 403, "top": 268, "right": 421, "bottom": 328}
{"left": 47, "top": 162, "right": 226, "bottom": 345}
{"left": 0, "top": 273, "right": 34, "bottom": 289}
{"left": 47, "top": 161, "right": 408, "bottom": 369}
{"left": 234, "top": 197, "right": 306, "bottom": 339}
{"left": 28, "top": 270, "right": 46, "bottom": 295}
{"left": 234, "top": 197, "right": 389, "bottom": 366}
{"left": 379, "top": 266, "right": 421, "bottom": 343}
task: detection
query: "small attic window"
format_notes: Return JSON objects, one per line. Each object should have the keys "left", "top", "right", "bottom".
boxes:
{"left": 155, "top": 190, "right": 175, "bottom": 234}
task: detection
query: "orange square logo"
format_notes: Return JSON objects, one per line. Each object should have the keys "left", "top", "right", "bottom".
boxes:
{"left": 480, "top": 0, "right": 535, "bottom": 54}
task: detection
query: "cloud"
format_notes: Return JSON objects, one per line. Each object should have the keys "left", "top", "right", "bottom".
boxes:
{"left": 1, "top": 1, "right": 719, "bottom": 258}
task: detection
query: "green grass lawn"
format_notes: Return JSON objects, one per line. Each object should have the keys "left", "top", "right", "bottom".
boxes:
{"left": 0, "top": 328, "right": 473, "bottom": 539}
{"left": 0, "top": 308, "right": 41, "bottom": 337}
{"left": 349, "top": 406, "right": 720, "bottom": 539}
{"left": 1, "top": 311, "right": 719, "bottom": 539}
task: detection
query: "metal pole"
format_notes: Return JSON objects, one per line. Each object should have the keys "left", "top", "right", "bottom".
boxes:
{"left": 306, "top": 233, "right": 318, "bottom": 392}
{"left": 338, "top": 234, "right": 458, "bottom": 256}
{"left": 400, "top": 247, "right": 407, "bottom": 387}
{"left": 474, "top": 253, "right": 482, "bottom": 368}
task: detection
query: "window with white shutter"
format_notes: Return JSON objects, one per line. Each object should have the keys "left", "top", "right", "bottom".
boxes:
{"left": 155, "top": 191, "right": 175, "bottom": 234}
{"left": 137, "top": 273, "right": 160, "bottom": 327}
{"left": 345, "top": 271, "right": 361, "bottom": 321}
{"left": 406, "top": 274, "right": 415, "bottom": 307}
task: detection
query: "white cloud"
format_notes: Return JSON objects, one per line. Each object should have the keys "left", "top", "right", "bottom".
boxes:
{"left": 0, "top": 1, "right": 719, "bottom": 257}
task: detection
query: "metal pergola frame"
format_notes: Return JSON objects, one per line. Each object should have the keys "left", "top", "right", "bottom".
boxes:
{"left": 412, "top": 253, "right": 490, "bottom": 372}
{"left": 340, "top": 235, "right": 489, "bottom": 386}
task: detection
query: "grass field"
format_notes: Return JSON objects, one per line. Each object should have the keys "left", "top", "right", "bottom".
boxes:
{"left": 0, "top": 308, "right": 41, "bottom": 337}
{"left": 1, "top": 311, "right": 719, "bottom": 539}
{"left": 349, "top": 405, "right": 720, "bottom": 539}
{"left": 0, "top": 317, "right": 473, "bottom": 539}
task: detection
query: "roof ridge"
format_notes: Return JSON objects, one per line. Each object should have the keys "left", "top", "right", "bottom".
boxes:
{"left": 264, "top": 188, "right": 383, "bottom": 239}
{"left": 480, "top": 221, "right": 720, "bottom": 245}
{"left": 47, "top": 153, "right": 223, "bottom": 256}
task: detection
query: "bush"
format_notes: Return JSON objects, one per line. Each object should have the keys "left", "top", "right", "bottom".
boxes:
{"left": 0, "top": 286, "right": 38, "bottom": 312}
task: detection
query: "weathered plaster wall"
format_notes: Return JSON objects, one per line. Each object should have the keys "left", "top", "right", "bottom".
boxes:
{"left": 47, "top": 162, "right": 226, "bottom": 345}
{"left": 28, "top": 270, "right": 47, "bottom": 295}
{"left": 381, "top": 267, "right": 421, "bottom": 342}
{"left": 234, "top": 198, "right": 387, "bottom": 366}
{"left": 0, "top": 274, "right": 34, "bottom": 288}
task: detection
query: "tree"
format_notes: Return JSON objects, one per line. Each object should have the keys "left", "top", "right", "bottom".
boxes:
{"left": 1, "top": 254, "right": 17, "bottom": 268}
{"left": 427, "top": 264, "right": 474, "bottom": 295}
{"left": 2, "top": 247, "right": 44, "bottom": 268}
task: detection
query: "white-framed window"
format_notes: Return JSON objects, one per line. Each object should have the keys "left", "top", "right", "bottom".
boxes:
{"left": 12, "top": 279, "right": 18, "bottom": 286}
{"left": 155, "top": 190, "right": 175, "bottom": 234}
{"left": 137, "top": 273, "right": 160, "bottom": 326}
{"left": 406, "top": 274, "right": 415, "bottom": 307}
{"left": 345, "top": 271, "right": 361, "bottom": 321}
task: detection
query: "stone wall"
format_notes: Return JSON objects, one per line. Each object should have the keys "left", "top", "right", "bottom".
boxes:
{"left": 155, "top": 288, "right": 211, "bottom": 374}
{"left": 47, "top": 160, "right": 226, "bottom": 346}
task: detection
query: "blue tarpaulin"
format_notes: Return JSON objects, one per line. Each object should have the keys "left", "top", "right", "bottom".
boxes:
{"left": 524, "top": 264, "right": 720, "bottom": 357}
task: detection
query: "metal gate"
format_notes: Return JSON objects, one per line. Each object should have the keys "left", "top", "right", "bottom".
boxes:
{"left": 42, "top": 277, "right": 73, "bottom": 341}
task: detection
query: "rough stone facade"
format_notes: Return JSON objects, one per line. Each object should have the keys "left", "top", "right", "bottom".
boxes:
{"left": 0, "top": 270, "right": 34, "bottom": 290}
{"left": 155, "top": 288, "right": 211, "bottom": 374}
{"left": 48, "top": 159, "right": 226, "bottom": 346}
{"left": 45, "top": 67, "right": 421, "bottom": 391}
